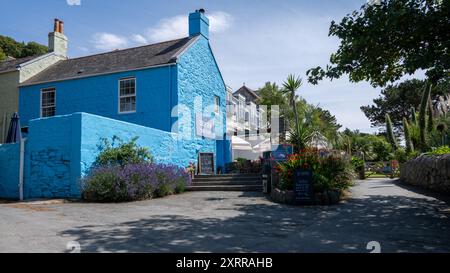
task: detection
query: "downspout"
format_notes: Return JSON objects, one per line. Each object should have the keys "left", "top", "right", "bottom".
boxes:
{"left": 19, "top": 138, "right": 25, "bottom": 201}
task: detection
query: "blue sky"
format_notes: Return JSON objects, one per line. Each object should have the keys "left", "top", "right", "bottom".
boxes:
{"left": 1, "top": 0, "right": 419, "bottom": 133}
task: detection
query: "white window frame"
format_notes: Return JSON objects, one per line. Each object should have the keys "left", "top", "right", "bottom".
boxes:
{"left": 214, "top": 95, "right": 220, "bottom": 113}
{"left": 40, "top": 87, "right": 56, "bottom": 118}
{"left": 118, "top": 77, "right": 137, "bottom": 114}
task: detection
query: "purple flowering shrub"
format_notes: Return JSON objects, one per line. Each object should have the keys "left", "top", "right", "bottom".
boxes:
{"left": 82, "top": 163, "right": 192, "bottom": 202}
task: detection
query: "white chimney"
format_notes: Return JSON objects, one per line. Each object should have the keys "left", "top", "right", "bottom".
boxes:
{"left": 48, "top": 18, "right": 68, "bottom": 57}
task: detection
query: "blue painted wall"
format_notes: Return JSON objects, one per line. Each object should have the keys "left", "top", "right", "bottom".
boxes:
{"left": 177, "top": 35, "right": 230, "bottom": 169}
{"left": 0, "top": 143, "right": 20, "bottom": 199}
{"left": 18, "top": 22, "right": 232, "bottom": 176}
{"left": 24, "top": 114, "right": 80, "bottom": 199}
{"left": 17, "top": 112, "right": 196, "bottom": 199}
{"left": 78, "top": 112, "right": 184, "bottom": 177}
{"left": 19, "top": 65, "right": 176, "bottom": 132}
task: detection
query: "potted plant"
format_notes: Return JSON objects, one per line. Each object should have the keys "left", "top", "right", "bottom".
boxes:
{"left": 186, "top": 162, "right": 196, "bottom": 179}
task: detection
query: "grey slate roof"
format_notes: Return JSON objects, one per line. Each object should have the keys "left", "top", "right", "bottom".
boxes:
{"left": 234, "top": 85, "right": 260, "bottom": 103}
{"left": 21, "top": 36, "right": 197, "bottom": 86}
{"left": 0, "top": 55, "right": 43, "bottom": 74}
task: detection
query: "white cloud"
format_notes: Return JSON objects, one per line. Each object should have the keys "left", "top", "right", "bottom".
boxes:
{"left": 91, "top": 32, "right": 128, "bottom": 51}
{"left": 146, "top": 15, "right": 187, "bottom": 42}
{"left": 131, "top": 34, "right": 148, "bottom": 45}
{"left": 146, "top": 12, "right": 233, "bottom": 42}
{"left": 209, "top": 12, "right": 233, "bottom": 33}
{"left": 66, "top": 0, "right": 81, "bottom": 6}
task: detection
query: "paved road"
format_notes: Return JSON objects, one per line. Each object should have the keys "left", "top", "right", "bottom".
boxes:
{"left": 1, "top": 178, "right": 449, "bottom": 253}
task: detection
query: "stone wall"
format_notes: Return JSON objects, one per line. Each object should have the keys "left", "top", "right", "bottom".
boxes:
{"left": 0, "top": 143, "right": 20, "bottom": 199}
{"left": 25, "top": 114, "right": 78, "bottom": 199}
{"left": 400, "top": 155, "right": 450, "bottom": 194}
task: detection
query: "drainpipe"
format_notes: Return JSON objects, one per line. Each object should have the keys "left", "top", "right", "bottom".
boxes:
{"left": 19, "top": 138, "right": 25, "bottom": 201}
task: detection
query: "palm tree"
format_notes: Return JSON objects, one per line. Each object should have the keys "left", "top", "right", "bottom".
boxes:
{"left": 282, "top": 74, "right": 303, "bottom": 150}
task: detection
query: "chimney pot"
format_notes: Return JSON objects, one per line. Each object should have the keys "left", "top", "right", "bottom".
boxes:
{"left": 54, "top": 19, "right": 60, "bottom": 32}
{"left": 59, "top": 21, "right": 64, "bottom": 34}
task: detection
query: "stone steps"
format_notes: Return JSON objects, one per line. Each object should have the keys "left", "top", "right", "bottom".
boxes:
{"left": 186, "top": 185, "right": 263, "bottom": 192}
{"left": 187, "top": 174, "right": 262, "bottom": 192}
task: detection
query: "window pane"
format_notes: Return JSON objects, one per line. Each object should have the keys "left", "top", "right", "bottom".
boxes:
{"left": 119, "top": 78, "right": 136, "bottom": 113}
{"left": 41, "top": 89, "right": 56, "bottom": 117}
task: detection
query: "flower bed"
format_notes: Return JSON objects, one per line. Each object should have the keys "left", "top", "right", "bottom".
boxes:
{"left": 272, "top": 148, "right": 354, "bottom": 205}
{"left": 82, "top": 163, "right": 191, "bottom": 202}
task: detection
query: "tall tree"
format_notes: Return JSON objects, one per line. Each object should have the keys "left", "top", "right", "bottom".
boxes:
{"left": 403, "top": 118, "right": 414, "bottom": 154}
{"left": 360, "top": 79, "right": 450, "bottom": 130}
{"left": 385, "top": 113, "right": 398, "bottom": 150}
{"left": 307, "top": 0, "right": 449, "bottom": 87}
{"left": 418, "top": 83, "right": 432, "bottom": 150}
{"left": 282, "top": 75, "right": 303, "bottom": 150}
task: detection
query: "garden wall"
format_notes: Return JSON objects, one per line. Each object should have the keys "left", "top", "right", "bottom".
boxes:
{"left": 400, "top": 155, "right": 450, "bottom": 194}
{"left": 1, "top": 112, "right": 226, "bottom": 199}
{"left": 0, "top": 143, "right": 20, "bottom": 199}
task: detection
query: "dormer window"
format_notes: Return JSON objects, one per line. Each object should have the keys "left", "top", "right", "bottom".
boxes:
{"left": 119, "top": 77, "right": 136, "bottom": 114}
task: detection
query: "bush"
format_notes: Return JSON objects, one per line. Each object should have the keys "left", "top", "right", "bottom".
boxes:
{"left": 394, "top": 148, "right": 408, "bottom": 163}
{"left": 94, "top": 136, "right": 153, "bottom": 167}
{"left": 351, "top": 156, "right": 364, "bottom": 170}
{"left": 276, "top": 148, "right": 354, "bottom": 193}
{"left": 82, "top": 163, "right": 191, "bottom": 202}
{"left": 427, "top": 146, "right": 450, "bottom": 156}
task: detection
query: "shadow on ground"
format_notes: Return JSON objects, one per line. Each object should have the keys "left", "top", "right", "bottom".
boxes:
{"left": 61, "top": 191, "right": 450, "bottom": 253}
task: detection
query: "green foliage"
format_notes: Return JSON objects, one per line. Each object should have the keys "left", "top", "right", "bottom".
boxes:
{"left": 0, "top": 48, "right": 6, "bottom": 61}
{"left": 94, "top": 136, "right": 153, "bottom": 167}
{"left": 418, "top": 83, "right": 432, "bottom": 151}
{"left": 282, "top": 74, "right": 303, "bottom": 151}
{"left": 385, "top": 114, "right": 398, "bottom": 150}
{"left": 155, "top": 183, "right": 172, "bottom": 198}
{"left": 394, "top": 148, "right": 408, "bottom": 164}
{"left": 411, "top": 107, "right": 418, "bottom": 126}
{"left": 335, "top": 129, "right": 394, "bottom": 161}
{"left": 427, "top": 98, "right": 434, "bottom": 132}
{"left": 276, "top": 150, "right": 354, "bottom": 192}
{"left": 360, "top": 79, "right": 450, "bottom": 130}
{"left": 351, "top": 156, "right": 364, "bottom": 170}
{"left": 372, "top": 137, "right": 394, "bottom": 161}
{"left": 403, "top": 118, "right": 414, "bottom": 154}
{"left": 307, "top": 0, "right": 449, "bottom": 87}
{"left": 0, "top": 35, "right": 48, "bottom": 60}
{"left": 256, "top": 82, "right": 290, "bottom": 118}
{"left": 82, "top": 168, "right": 124, "bottom": 202}
{"left": 427, "top": 146, "right": 450, "bottom": 156}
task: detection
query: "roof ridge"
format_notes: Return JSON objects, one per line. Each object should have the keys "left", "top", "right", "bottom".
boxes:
{"left": 67, "top": 36, "right": 190, "bottom": 62}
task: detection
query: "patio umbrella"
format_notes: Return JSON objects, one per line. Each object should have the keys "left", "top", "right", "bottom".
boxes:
{"left": 231, "top": 136, "right": 253, "bottom": 151}
{"left": 252, "top": 138, "right": 272, "bottom": 153}
{"left": 5, "top": 112, "right": 22, "bottom": 144}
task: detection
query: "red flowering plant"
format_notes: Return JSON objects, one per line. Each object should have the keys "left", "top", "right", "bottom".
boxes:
{"left": 276, "top": 148, "right": 354, "bottom": 192}
{"left": 276, "top": 148, "right": 320, "bottom": 190}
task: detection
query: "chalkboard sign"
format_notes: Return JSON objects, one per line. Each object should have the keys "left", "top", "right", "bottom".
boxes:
{"left": 294, "top": 169, "right": 314, "bottom": 204}
{"left": 198, "top": 153, "right": 214, "bottom": 175}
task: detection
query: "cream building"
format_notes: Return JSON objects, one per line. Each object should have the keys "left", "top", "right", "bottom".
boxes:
{"left": 0, "top": 19, "right": 67, "bottom": 142}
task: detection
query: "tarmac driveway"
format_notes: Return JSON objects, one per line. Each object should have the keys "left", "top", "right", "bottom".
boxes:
{"left": 0, "top": 178, "right": 449, "bottom": 253}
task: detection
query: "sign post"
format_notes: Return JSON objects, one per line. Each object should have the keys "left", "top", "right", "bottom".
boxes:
{"left": 294, "top": 169, "right": 314, "bottom": 205}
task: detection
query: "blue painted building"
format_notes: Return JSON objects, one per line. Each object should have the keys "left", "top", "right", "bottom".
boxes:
{"left": 19, "top": 10, "right": 231, "bottom": 172}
